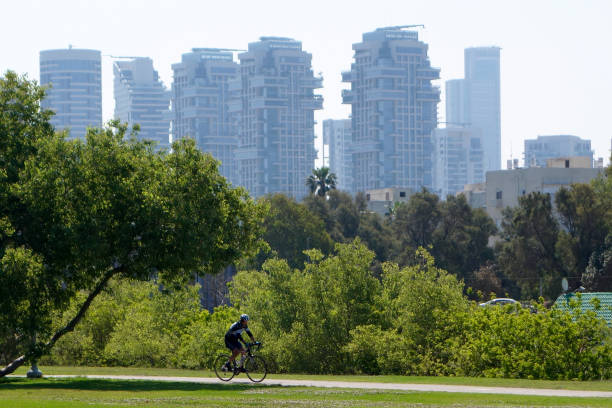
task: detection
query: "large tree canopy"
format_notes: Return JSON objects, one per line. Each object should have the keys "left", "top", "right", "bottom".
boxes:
{"left": 0, "top": 72, "right": 265, "bottom": 376}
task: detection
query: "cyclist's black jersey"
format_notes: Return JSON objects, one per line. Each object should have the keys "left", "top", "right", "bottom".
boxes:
{"left": 225, "top": 321, "right": 253, "bottom": 343}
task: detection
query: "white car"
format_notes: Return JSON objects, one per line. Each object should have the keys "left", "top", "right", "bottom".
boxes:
{"left": 478, "top": 298, "right": 518, "bottom": 307}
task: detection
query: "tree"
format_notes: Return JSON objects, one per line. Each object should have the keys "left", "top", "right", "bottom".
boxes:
{"left": 251, "top": 194, "right": 334, "bottom": 270}
{"left": 555, "top": 184, "right": 609, "bottom": 288}
{"left": 306, "top": 167, "right": 336, "bottom": 197}
{"left": 231, "top": 240, "right": 380, "bottom": 373}
{"left": 582, "top": 163, "right": 612, "bottom": 290}
{"left": 0, "top": 71, "right": 265, "bottom": 376}
{"left": 392, "top": 188, "right": 440, "bottom": 250}
{"left": 303, "top": 190, "right": 361, "bottom": 242}
{"left": 496, "top": 192, "right": 564, "bottom": 299}
{"left": 431, "top": 195, "right": 496, "bottom": 281}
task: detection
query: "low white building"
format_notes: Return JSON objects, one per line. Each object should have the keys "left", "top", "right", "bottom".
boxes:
{"left": 485, "top": 163, "right": 604, "bottom": 227}
{"left": 365, "top": 187, "right": 413, "bottom": 217}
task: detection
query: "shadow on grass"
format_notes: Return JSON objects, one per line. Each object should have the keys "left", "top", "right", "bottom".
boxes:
{"left": 0, "top": 377, "right": 264, "bottom": 392}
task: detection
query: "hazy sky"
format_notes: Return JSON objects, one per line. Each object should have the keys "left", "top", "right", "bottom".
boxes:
{"left": 2, "top": 0, "right": 611, "bottom": 166}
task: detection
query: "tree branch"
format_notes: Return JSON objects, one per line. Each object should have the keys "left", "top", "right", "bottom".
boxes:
{"left": 0, "top": 265, "right": 122, "bottom": 378}
{"left": 0, "top": 355, "right": 25, "bottom": 378}
{"left": 44, "top": 267, "right": 119, "bottom": 351}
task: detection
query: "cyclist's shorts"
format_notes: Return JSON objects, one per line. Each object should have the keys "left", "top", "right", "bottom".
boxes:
{"left": 224, "top": 336, "right": 243, "bottom": 351}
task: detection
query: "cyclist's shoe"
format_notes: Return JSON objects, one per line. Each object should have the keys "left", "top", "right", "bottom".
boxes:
{"left": 221, "top": 362, "right": 231, "bottom": 372}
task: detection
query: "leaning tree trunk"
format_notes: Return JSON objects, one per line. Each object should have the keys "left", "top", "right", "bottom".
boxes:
{"left": 0, "top": 268, "right": 118, "bottom": 377}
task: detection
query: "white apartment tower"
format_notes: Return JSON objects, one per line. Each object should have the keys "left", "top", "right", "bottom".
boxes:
{"left": 323, "top": 119, "right": 353, "bottom": 193}
{"left": 342, "top": 26, "right": 440, "bottom": 193}
{"left": 171, "top": 49, "right": 239, "bottom": 184}
{"left": 113, "top": 57, "right": 170, "bottom": 150}
{"left": 40, "top": 47, "right": 102, "bottom": 140}
{"left": 230, "top": 37, "right": 323, "bottom": 199}
{"left": 433, "top": 126, "right": 484, "bottom": 198}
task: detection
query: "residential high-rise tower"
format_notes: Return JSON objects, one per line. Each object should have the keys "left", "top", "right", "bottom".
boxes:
{"left": 432, "top": 126, "right": 484, "bottom": 198}
{"left": 170, "top": 49, "right": 240, "bottom": 184}
{"left": 342, "top": 26, "right": 440, "bottom": 193}
{"left": 231, "top": 37, "right": 323, "bottom": 199}
{"left": 113, "top": 57, "right": 170, "bottom": 150}
{"left": 39, "top": 47, "right": 102, "bottom": 140}
{"left": 323, "top": 119, "right": 353, "bottom": 193}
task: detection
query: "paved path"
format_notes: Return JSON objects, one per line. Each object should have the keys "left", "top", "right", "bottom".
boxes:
{"left": 40, "top": 375, "right": 612, "bottom": 398}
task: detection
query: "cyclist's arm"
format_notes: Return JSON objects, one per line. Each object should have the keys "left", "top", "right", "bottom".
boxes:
{"left": 246, "top": 327, "right": 255, "bottom": 342}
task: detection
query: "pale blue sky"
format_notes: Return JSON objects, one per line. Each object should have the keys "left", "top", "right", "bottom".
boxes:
{"left": 2, "top": 0, "right": 611, "bottom": 165}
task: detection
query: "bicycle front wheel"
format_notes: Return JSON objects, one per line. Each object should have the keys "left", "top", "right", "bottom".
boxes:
{"left": 244, "top": 355, "right": 267, "bottom": 382}
{"left": 214, "top": 354, "right": 235, "bottom": 382}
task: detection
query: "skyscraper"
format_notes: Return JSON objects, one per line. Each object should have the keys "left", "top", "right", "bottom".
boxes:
{"left": 39, "top": 47, "right": 102, "bottom": 140}
{"left": 464, "top": 47, "right": 501, "bottom": 171}
{"left": 524, "top": 135, "right": 593, "bottom": 167}
{"left": 231, "top": 37, "right": 323, "bottom": 199}
{"left": 445, "top": 79, "right": 467, "bottom": 126}
{"left": 323, "top": 119, "right": 353, "bottom": 193}
{"left": 170, "top": 49, "right": 239, "bottom": 184}
{"left": 432, "top": 126, "right": 484, "bottom": 198}
{"left": 113, "top": 57, "right": 170, "bottom": 151}
{"left": 342, "top": 26, "right": 440, "bottom": 193}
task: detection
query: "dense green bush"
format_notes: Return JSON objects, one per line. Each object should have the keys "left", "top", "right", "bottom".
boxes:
{"left": 41, "top": 279, "right": 238, "bottom": 368}
{"left": 44, "top": 243, "right": 612, "bottom": 380}
{"left": 449, "top": 301, "right": 612, "bottom": 380}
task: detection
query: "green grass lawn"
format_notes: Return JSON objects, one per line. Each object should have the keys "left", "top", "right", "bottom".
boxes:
{"left": 1, "top": 377, "right": 611, "bottom": 408}
{"left": 11, "top": 365, "right": 612, "bottom": 391}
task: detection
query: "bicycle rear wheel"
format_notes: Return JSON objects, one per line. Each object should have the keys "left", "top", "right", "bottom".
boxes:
{"left": 244, "top": 355, "right": 267, "bottom": 382}
{"left": 214, "top": 354, "right": 235, "bottom": 381}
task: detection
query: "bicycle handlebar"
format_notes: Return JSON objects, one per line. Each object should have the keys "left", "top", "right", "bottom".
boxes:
{"left": 246, "top": 341, "right": 262, "bottom": 350}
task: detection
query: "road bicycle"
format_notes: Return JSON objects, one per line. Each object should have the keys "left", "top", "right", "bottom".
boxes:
{"left": 214, "top": 341, "right": 267, "bottom": 382}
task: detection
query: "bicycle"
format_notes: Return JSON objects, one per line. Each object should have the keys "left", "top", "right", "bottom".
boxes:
{"left": 214, "top": 341, "right": 267, "bottom": 382}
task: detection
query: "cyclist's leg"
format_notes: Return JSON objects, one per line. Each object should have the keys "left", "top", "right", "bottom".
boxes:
{"left": 226, "top": 337, "right": 243, "bottom": 364}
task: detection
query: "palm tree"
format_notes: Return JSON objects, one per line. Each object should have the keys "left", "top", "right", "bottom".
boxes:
{"left": 306, "top": 167, "right": 337, "bottom": 197}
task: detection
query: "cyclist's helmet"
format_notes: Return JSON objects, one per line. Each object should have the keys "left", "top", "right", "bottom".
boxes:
{"left": 240, "top": 314, "right": 250, "bottom": 322}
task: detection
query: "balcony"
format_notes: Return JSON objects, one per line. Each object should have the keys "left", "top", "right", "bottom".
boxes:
{"left": 342, "top": 89, "right": 353, "bottom": 104}
{"left": 364, "top": 67, "right": 407, "bottom": 80}
{"left": 300, "top": 77, "right": 323, "bottom": 89}
{"left": 366, "top": 89, "right": 406, "bottom": 101}
{"left": 250, "top": 97, "right": 288, "bottom": 109}
{"left": 249, "top": 76, "right": 288, "bottom": 88}
{"left": 228, "top": 80, "right": 242, "bottom": 92}
{"left": 341, "top": 71, "right": 353, "bottom": 82}
{"left": 416, "top": 67, "right": 441, "bottom": 80}
{"left": 302, "top": 95, "right": 323, "bottom": 110}
{"left": 227, "top": 100, "right": 242, "bottom": 113}
{"left": 416, "top": 86, "right": 440, "bottom": 101}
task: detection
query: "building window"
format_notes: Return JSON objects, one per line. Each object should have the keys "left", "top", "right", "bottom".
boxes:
{"left": 496, "top": 191, "right": 502, "bottom": 200}
{"left": 565, "top": 160, "right": 570, "bottom": 168}
{"left": 366, "top": 193, "right": 370, "bottom": 201}
{"left": 399, "top": 191, "right": 406, "bottom": 197}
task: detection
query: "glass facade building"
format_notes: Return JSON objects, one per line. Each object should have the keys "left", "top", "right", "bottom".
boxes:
{"left": 342, "top": 27, "right": 440, "bottom": 193}
{"left": 39, "top": 48, "right": 102, "bottom": 140}
{"left": 114, "top": 57, "right": 170, "bottom": 151}
{"left": 170, "top": 49, "right": 239, "bottom": 185}
{"left": 433, "top": 126, "right": 484, "bottom": 198}
{"left": 524, "top": 135, "right": 593, "bottom": 167}
{"left": 230, "top": 37, "right": 323, "bottom": 199}
{"left": 464, "top": 47, "right": 501, "bottom": 171}
{"left": 323, "top": 119, "right": 353, "bottom": 193}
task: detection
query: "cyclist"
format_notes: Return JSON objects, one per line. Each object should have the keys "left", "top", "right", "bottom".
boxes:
{"left": 223, "top": 314, "right": 256, "bottom": 372}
